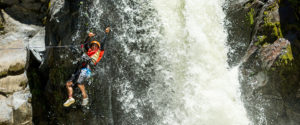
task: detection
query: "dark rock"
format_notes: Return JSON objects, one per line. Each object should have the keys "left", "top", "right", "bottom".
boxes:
{"left": 20, "top": 2, "right": 42, "bottom": 11}
{"left": 297, "top": 89, "right": 300, "bottom": 98}
{"left": 4, "top": 5, "right": 42, "bottom": 25}
{"left": 22, "top": 0, "right": 35, "bottom": 3}
{"left": 0, "top": 0, "right": 19, "bottom": 5}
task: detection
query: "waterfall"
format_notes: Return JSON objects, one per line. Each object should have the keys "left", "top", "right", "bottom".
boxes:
{"left": 80, "top": 0, "right": 250, "bottom": 124}
{"left": 148, "top": 0, "right": 250, "bottom": 124}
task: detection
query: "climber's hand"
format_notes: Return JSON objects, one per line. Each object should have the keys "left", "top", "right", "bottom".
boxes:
{"left": 88, "top": 32, "right": 95, "bottom": 37}
{"left": 105, "top": 27, "right": 110, "bottom": 34}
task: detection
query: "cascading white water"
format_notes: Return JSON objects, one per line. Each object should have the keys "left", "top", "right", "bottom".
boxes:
{"left": 81, "top": 0, "right": 250, "bottom": 124}
{"left": 147, "top": 0, "right": 250, "bottom": 124}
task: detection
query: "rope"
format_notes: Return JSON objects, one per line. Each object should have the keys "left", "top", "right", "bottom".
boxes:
{"left": 0, "top": 44, "right": 83, "bottom": 51}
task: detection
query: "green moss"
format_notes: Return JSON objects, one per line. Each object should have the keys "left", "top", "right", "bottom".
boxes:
{"left": 261, "top": 21, "right": 283, "bottom": 43}
{"left": 42, "top": 17, "right": 47, "bottom": 25}
{"left": 0, "top": 70, "right": 8, "bottom": 77}
{"left": 262, "top": 42, "right": 270, "bottom": 47}
{"left": 267, "top": 2, "right": 278, "bottom": 11}
{"left": 280, "top": 44, "right": 294, "bottom": 64}
{"left": 9, "top": 63, "right": 25, "bottom": 73}
{"left": 247, "top": 8, "right": 255, "bottom": 25}
{"left": 255, "top": 35, "right": 267, "bottom": 46}
{"left": 48, "top": 2, "right": 51, "bottom": 9}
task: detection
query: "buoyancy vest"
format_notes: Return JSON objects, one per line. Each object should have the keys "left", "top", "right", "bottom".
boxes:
{"left": 87, "top": 48, "right": 104, "bottom": 65}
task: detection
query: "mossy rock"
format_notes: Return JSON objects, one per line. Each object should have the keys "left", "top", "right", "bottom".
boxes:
{"left": 280, "top": 44, "right": 294, "bottom": 64}
{"left": 255, "top": 2, "right": 283, "bottom": 46}
{"left": 0, "top": 70, "right": 8, "bottom": 77}
{"left": 9, "top": 62, "right": 25, "bottom": 73}
{"left": 255, "top": 35, "right": 267, "bottom": 46}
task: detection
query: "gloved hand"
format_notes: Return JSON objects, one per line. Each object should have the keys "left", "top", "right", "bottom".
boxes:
{"left": 81, "top": 54, "right": 92, "bottom": 63}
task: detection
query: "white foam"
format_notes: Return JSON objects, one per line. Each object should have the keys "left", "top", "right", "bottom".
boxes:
{"left": 149, "top": 0, "right": 250, "bottom": 124}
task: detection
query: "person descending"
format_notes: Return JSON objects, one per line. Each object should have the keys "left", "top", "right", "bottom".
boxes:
{"left": 63, "top": 27, "right": 110, "bottom": 107}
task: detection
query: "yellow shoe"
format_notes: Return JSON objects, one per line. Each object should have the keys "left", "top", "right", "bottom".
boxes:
{"left": 63, "top": 97, "right": 75, "bottom": 107}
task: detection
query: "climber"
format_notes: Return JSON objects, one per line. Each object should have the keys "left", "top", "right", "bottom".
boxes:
{"left": 63, "top": 27, "right": 110, "bottom": 107}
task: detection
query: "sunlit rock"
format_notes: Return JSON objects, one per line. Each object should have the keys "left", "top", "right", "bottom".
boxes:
{"left": 0, "top": 73, "right": 28, "bottom": 94}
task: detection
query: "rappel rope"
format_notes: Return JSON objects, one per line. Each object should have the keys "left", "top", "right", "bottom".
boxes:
{"left": 0, "top": 43, "right": 86, "bottom": 51}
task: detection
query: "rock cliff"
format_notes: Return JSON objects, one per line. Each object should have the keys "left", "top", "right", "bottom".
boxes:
{"left": 226, "top": 0, "right": 300, "bottom": 124}
{"left": 0, "top": 0, "right": 47, "bottom": 124}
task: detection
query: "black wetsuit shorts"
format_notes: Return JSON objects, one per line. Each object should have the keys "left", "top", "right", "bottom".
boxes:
{"left": 68, "top": 68, "right": 91, "bottom": 85}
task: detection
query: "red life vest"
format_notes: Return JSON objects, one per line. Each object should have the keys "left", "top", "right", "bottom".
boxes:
{"left": 87, "top": 48, "right": 104, "bottom": 65}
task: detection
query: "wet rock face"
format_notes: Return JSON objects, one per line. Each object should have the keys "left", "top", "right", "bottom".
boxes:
{"left": 226, "top": 0, "right": 300, "bottom": 124}
{"left": 25, "top": 0, "right": 105, "bottom": 124}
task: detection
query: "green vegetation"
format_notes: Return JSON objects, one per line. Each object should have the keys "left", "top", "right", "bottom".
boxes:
{"left": 280, "top": 44, "right": 294, "bottom": 64}
{"left": 255, "top": 35, "right": 267, "bottom": 46}
{"left": 248, "top": 1, "right": 294, "bottom": 65}
{"left": 262, "top": 21, "right": 282, "bottom": 37}
{"left": 48, "top": 1, "right": 51, "bottom": 9}
{"left": 255, "top": 2, "right": 283, "bottom": 46}
{"left": 247, "top": 8, "right": 255, "bottom": 25}
{"left": 267, "top": 2, "right": 278, "bottom": 11}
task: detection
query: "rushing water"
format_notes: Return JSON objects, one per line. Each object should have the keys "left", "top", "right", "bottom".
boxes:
{"left": 77, "top": 0, "right": 250, "bottom": 124}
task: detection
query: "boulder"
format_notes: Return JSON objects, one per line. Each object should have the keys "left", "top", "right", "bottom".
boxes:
{"left": 0, "top": 73, "right": 28, "bottom": 94}
{"left": 0, "top": 40, "right": 27, "bottom": 77}
{"left": 0, "top": 98, "right": 13, "bottom": 125}
{"left": 258, "top": 38, "right": 292, "bottom": 69}
{"left": 0, "top": 89, "right": 32, "bottom": 125}
{"left": 11, "top": 89, "right": 32, "bottom": 125}
{"left": 234, "top": 0, "right": 300, "bottom": 124}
